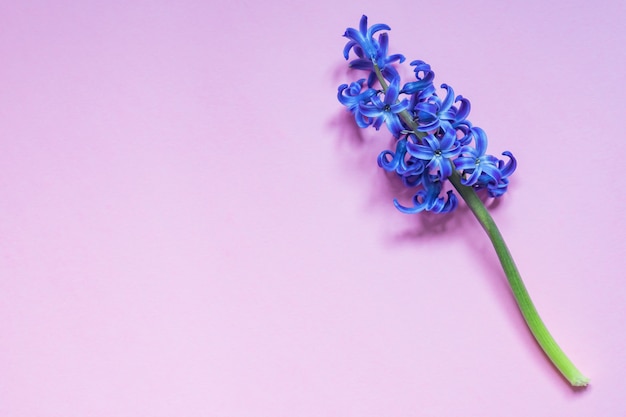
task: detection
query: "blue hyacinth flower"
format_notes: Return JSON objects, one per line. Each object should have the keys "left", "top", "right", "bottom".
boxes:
{"left": 342, "top": 15, "right": 390, "bottom": 61}
{"left": 337, "top": 79, "right": 376, "bottom": 128}
{"left": 454, "top": 127, "right": 502, "bottom": 187}
{"left": 336, "top": 15, "right": 589, "bottom": 387}
{"left": 406, "top": 126, "right": 460, "bottom": 180}
{"left": 358, "top": 78, "right": 409, "bottom": 136}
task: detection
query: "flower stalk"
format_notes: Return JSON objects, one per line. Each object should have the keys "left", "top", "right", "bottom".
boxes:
{"left": 338, "top": 15, "right": 588, "bottom": 386}
{"left": 448, "top": 172, "right": 589, "bottom": 386}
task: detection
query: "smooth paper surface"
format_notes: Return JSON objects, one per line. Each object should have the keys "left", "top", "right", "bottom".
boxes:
{"left": 1, "top": 0, "right": 625, "bottom": 415}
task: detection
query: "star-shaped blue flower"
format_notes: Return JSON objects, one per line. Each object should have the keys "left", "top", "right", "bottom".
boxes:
{"left": 414, "top": 84, "right": 471, "bottom": 132}
{"left": 393, "top": 173, "right": 458, "bottom": 214}
{"left": 337, "top": 79, "right": 376, "bottom": 128}
{"left": 401, "top": 60, "right": 435, "bottom": 95}
{"left": 454, "top": 127, "right": 502, "bottom": 186}
{"left": 358, "top": 78, "right": 409, "bottom": 136}
{"left": 377, "top": 137, "right": 426, "bottom": 179}
{"left": 406, "top": 127, "right": 460, "bottom": 180}
{"left": 343, "top": 15, "right": 390, "bottom": 61}
{"left": 349, "top": 32, "right": 405, "bottom": 86}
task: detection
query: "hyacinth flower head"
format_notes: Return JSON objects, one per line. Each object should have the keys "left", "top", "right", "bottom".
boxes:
{"left": 337, "top": 15, "right": 588, "bottom": 387}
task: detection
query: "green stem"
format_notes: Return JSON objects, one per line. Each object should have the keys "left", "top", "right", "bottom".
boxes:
{"left": 448, "top": 173, "right": 589, "bottom": 386}
{"left": 372, "top": 62, "right": 588, "bottom": 386}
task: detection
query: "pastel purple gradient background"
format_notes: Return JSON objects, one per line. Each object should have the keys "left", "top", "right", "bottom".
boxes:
{"left": 1, "top": 0, "right": 625, "bottom": 415}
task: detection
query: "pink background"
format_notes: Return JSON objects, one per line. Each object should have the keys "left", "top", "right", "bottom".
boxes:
{"left": 1, "top": 0, "right": 625, "bottom": 415}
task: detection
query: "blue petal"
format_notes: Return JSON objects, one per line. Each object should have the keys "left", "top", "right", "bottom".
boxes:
{"left": 343, "top": 40, "right": 356, "bottom": 60}
{"left": 359, "top": 103, "right": 382, "bottom": 118}
{"left": 438, "top": 158, "right": 453, "bottom": 179}
{"left": 480, "top": 162, "right": 503, "bottom": 183}
{"left": 355, "top": 113, "right": 372, "bottom": 128}
{"left": 349, "top": 59, "right": 374, "bottom": 70}
{"left": 454, "top": 156, "right": 479, "bottom": 171}
{"left": 372, "top": 116, "right": 384, "bottom": 130}
{"left": 439, "top": 127, "right": 457, "bottom": 151}
{"left": 461, "top": 167, "right": 482, "bottom": 186}
{"left": 406, "top": 142, "right": 434, "bottom": 159}
{"left": 367, "top": 23, "right": 391, "bottom": 38}
{"left": 384, "top": 114, "right": 405, "bottom": 136}
{"left": 378, "top": 32, "right": 389, "bottom": 56}
{"left": 415, "top": 102, "right": 438, "bottom": 118}
{"left": 422, "top": 134, "right": 439, "bottom": 151}
{"left": 387, "top": 53, "right": 406, "bottom": 64}
{"left": 416, "top": 119, "right": 440, "bottom": 132}
{"left": 471, "top": 127, "right": 488, "bottom": 156}
{"left": 499, "top": 151, "right": 517, "bottom": 178}
{"left": 440, "top": 84, "right": 455, "bottom": 111}
{"left": 359, "top": 15, "right": 368, "bottom": 34}
{"left": 377, "top": 139, "right": 408, "bottom": 171}
{"left": 381, "top": 66, "right": 401, "bottom": 84}
{"left": 429, "top": 190, "right": 457, "bottom": 213}
{"left": 389, "top": 99, "right": 409, "bottom": 113}
{"left": 384, "top": 78, "right": 401, "bottom": 103}
{"left": 402, "top": 173, "right": 423, "bottom": 187}
{"left": 398, "top": 157, "right": 425, "bottom": 177}
{"left": 393, "top": 194, "right": 427, "bottom": 214}
{"left": 455, "top": 95, "right": 471, "bottom": 122}
{"left": 370, "top": 94, "right": 384, "bottom": 108}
